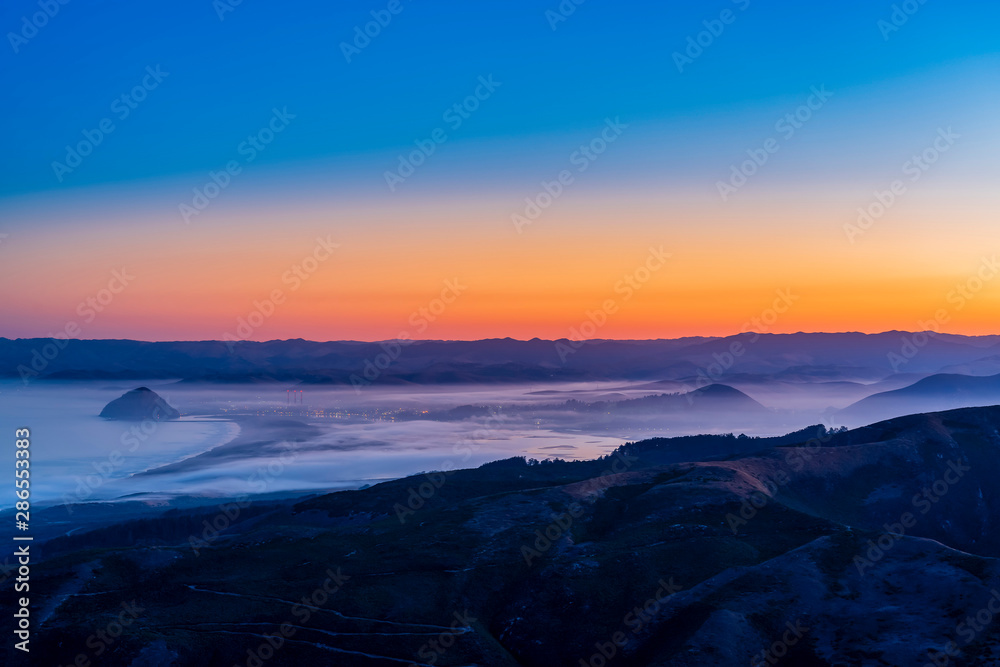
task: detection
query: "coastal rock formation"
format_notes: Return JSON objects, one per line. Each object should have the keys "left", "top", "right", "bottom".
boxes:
{"left": 99, "top": 387, "right": 180, "bottom": 421}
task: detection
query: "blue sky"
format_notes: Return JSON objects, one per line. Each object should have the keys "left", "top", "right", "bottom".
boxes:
{"left": 2, "top": 0, "right": 998, "bottom": 197}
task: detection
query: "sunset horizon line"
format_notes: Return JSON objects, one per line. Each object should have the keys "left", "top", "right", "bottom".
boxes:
{"left": 3, "top": 329, "right": 997, "bottom": 345}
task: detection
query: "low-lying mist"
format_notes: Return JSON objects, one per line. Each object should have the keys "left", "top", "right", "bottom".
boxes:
{"left": 3, "top": 372, "right": 996, "bottom": 508}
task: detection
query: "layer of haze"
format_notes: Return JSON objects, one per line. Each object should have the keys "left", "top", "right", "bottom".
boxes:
{"left": 0, "top": 378, "right": 880, "bottom": 506}
{"left": 10, "top": 362, "right": 1000, "bottom": 507}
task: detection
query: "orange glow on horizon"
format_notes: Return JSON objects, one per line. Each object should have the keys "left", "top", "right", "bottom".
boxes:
{"left": 1, "top": 186, "right": 998, "bottom": 342}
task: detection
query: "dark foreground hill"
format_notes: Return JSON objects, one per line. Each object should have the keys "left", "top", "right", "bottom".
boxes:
{"left": 8, "top": 406, "right": 1000, "bottom": 666}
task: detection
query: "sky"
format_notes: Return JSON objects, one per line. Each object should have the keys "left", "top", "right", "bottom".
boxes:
{"left": 1, "top": 0, "right": 998, "bottom": 341}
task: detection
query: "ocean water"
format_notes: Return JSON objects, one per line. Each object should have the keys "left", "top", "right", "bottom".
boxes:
{"left": 0, "top": 381, "right": 241, "bottom": 506}
{"left": 0, "top": 381, "right": 627, "bottom": 507}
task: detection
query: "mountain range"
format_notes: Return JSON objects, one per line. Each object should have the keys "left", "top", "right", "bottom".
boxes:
{"left": 5, "top": 332, "right": 1000, "bottom": 384}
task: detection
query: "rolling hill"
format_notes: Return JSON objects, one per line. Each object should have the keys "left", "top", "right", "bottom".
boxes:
{"left": 837, "top": 372, "right": 1000, "bottom": 425}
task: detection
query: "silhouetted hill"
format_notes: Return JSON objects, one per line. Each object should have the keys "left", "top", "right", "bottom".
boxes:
{"left": 427, "top": 384, "right": 767, "bottom": 422}
{"left": 838, "top": 372, "right": 1000, "bottom": 424}
{"left": 99, "top": 387, "right": 180, "bottom": 421}
{"left": 592, "top": 384, "right": 767, "bottom": 415}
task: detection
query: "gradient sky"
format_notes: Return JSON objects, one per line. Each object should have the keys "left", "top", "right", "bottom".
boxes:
{"left": 1, "top": 0, "right": 998, "bottom": 341}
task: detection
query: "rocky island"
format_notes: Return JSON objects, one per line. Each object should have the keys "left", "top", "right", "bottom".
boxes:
{"left": 99, "top": 387, "right": 180, "bottom": 421}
